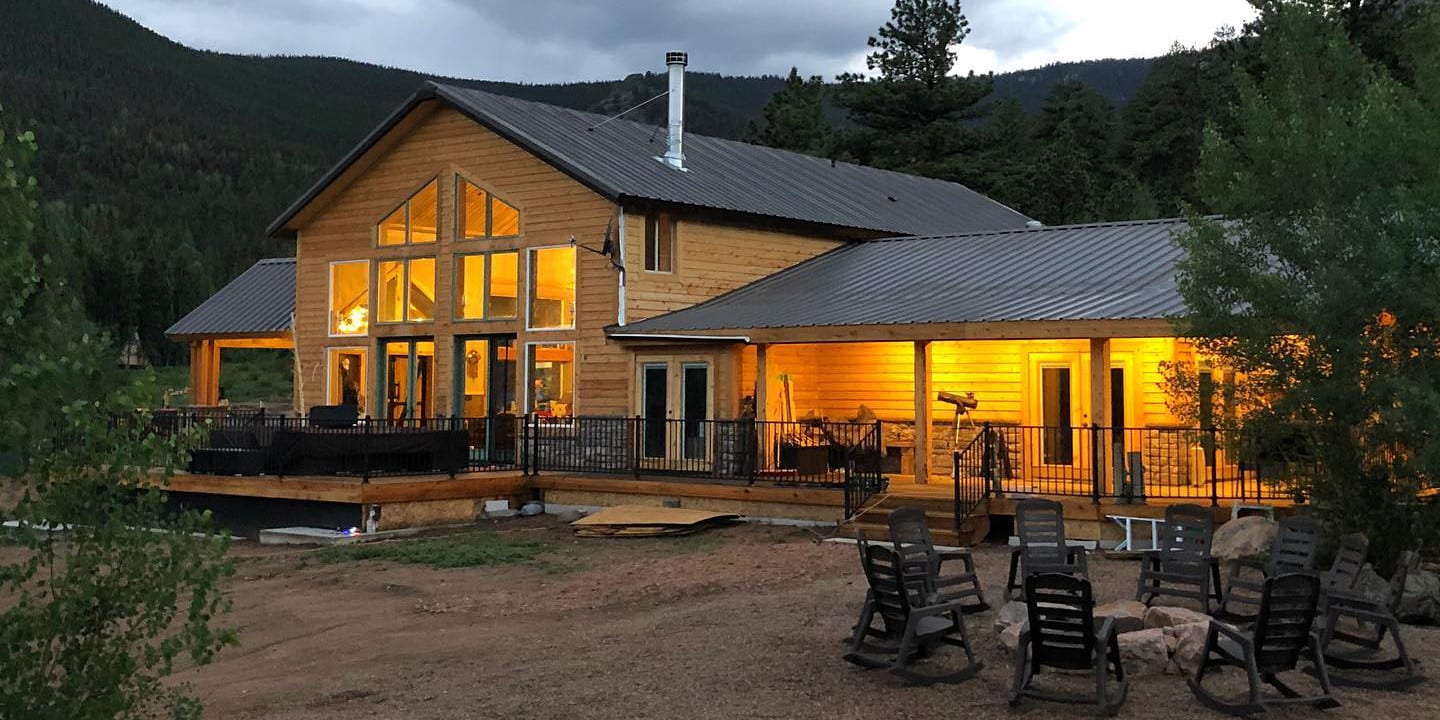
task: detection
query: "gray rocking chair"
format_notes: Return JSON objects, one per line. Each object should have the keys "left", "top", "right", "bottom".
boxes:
{"left": 1009, "top": 572, "right": 1128, "bottom": 716}
{"left": 1006, "top": 498, "right": 1089, "bottom": 600}
{"left": 887, "top": 506, "right": 989, "bottom": 613}
{"left": 1189, "top": 573, "right": 1339, "bottom": 716}
{"left": 844, "top": 541, "right": 983, "bottom": 685}
{"left": 1135, "top": 504, "right": 1222, "bottom": 613}
{"left": 1216, "top": 514, "right": 1321, "bottom": 622}
{"left": 1320, "top": 549, "right": 1424, "bottom": 689}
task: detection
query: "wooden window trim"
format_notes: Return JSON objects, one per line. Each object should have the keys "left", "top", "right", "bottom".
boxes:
{"left": 456, "top": 174, "right": 522, "bottom": 241}
{"left": 453, "top": 250, "right": 520, "bottom": 322}
{"left": 644, "top": 213, "right": 676, "bottom": 273}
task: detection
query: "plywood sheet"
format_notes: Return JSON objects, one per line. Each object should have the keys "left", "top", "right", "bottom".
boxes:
{"left": 570, "top": 504, "right": 739, "bottom": 537}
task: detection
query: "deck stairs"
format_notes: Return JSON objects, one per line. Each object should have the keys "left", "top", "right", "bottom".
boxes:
{"left": 841, "top": 488, "right": 991, "bottom": 547}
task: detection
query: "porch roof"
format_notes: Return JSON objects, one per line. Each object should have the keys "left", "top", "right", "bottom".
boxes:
{"left": 166, "top": 258, "right": 295, "bottom": 341}
{"left": 609, "top": 218, "right": 1193, "bottom": 342}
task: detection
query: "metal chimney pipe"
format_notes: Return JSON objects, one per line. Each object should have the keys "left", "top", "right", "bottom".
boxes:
{"left": 662, "top": 51, "right": 687, "bottom": 170}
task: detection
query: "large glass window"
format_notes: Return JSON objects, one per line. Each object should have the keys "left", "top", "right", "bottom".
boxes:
{"left": 329, "top": 260, "right": 369, "bottom": 336}
{"left": 645, "top": 213, "right": 675, "bottom": 273}
{"left": 527, "top": 342, "right": 574, "bottom": 416}
{"left": 454, "top": 251, "right": 519, "bottom": 320}
{"left": 528, "top": 246, "right": 576, "bottom": 330}
{"left": 458, "top": 178, "right": 521, "bottom": 239}
{"left": 378, "top": 179, "right": 438, "bottom": 246}
{"left": 377, "top": 258, "right": 435, "bottom": 323}
{"left": 380, "top": 339, "right": 436, "bottom": 420}
{"left": 327, "top": 347, "right": 367, "bottom": 412}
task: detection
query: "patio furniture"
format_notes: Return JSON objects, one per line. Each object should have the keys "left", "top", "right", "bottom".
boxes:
{"left": 1216, "top": 514, "right": 1321, "bottom": 622}
{"left": 1135, "top": 504, "right": 1222, "bottom": 613}
{"left": 1005, "top": 498, "right": 1089, "bottom": 600}
{"left": 887, "top": 506, "right": 989, "bottom": 613}
{"left": 1189, "top": 573, "right": 1339, "bottom": 716}
{"left": 1009, "top": 572, "right": 1128, "bottom": 715}
{"left": 1107, "top": 514, "right": 1164, "bottom": 552}
{"left": 844, "top": 541, "right": 983, "bottom": 685}
{"left": 1318, "top": 533, "right": 1369, "bottom": 617}
{"left": 1319, "top": 550, "right": 1424, "bottom": 689}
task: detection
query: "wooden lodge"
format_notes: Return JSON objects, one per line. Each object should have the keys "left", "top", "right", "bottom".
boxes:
{"left": 164, "top": 54, "right": 1296, "bottom": 541}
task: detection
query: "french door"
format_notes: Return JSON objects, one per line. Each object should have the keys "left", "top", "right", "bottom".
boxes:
{"left": 637, "top": 358, "right": 713, "bottom": 467}
{"left": 378, "top": 339, "right": 435, "bottom": 422}
{"left": 455, "top": 335, "right": 518, "bottom": 464}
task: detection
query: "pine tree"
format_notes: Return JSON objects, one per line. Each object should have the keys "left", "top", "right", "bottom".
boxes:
{"left": 1029, "top": 79, "right": 1129, "bottom": 224}
{"left": 744, "top": 68, "right": 833, "bottom": 156}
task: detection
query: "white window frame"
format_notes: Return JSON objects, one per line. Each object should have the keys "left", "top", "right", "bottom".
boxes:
{"left": 525, "top": 245, "right": 577, "bottom": 331}
{"left": 328, "top": 259, "right": 371, "bottom": 338}
{"left": 325, "top": 346, "right": 369, "bottom": 414}
{"left": 523, "top": 340, "right": 577, "bottom": 420}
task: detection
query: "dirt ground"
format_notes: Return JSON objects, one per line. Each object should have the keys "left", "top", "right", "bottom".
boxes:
{"left": 182, "top": 518, "right": 1440, "bottom": 719}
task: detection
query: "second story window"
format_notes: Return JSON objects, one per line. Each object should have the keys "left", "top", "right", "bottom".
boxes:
{"left": 329, "top": 260, "right": 369, "bottom": 336}
{"left": 378, "top": 179, "right": 438, "bottom": 246}
{"left": 377, "top": 257, "right": 435, "bottom": 323}
{"left": 458, "top": 178, "right": 521, "bottom": 239}
{"left": 528, "top": 246, "right": 576, "bottom": 330}
{"left": 644, "top": 213, "right": 675, "bottom": 272}
{"left": 455, "top": 251, "right": 519, "bottom": 320}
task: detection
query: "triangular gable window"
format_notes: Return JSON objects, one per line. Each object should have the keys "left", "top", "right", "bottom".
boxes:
{"left": 377, "top": 179, "right": 438, "bottom": 246}
{"left": 458, "top": 178, "right": 521, "bottom": 239}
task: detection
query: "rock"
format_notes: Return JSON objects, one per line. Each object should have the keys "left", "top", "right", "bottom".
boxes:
{"left": 1397, "top": 567, "right": 1440, "bottom": 625}
{"left": 1163, "top": 621, "right": 1216, "bottom": 675}
{"left": 553, "top": 510, "right": 585, "bottom": 523}
{"left": 1000, "top": 621, "right": 1027, "bottom": 653}
{"left": 994, "top": 600, "right": 1028, "bottom": 633}
{"left": 1095, "top": 600, "right": 1148, "bottom": 634}
{"left": 1117, "top": 628, "right": 1169, "bottom": 676}
{"left": 1144, "top": 605, "right": 1212, "bottom": 629}
{"left": 1211, "top": 516, "right": 1276, "bottom": 564}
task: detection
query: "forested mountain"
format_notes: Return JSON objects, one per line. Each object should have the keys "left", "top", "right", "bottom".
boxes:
{"left": 0, "top": 0, "right": 1153, "bottom": 362}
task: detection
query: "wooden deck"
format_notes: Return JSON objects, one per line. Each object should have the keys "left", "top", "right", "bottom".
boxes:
{"left": 164, "top": 470, "right": 529, "bottom": 505}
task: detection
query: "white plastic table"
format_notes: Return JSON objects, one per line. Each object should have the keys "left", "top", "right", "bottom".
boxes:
{"left": 1107, "top": 515, "right": 1164, "bottom": 552}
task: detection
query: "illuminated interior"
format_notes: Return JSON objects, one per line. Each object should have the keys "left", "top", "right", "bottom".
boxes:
{"left": 327, "top": 347, "right": 367, "bottom": 411}
{"left": 458, "top": 338, "right": 518, "bottom": 416}
{"left": 490, "top": 251, "right": 519, "bottom": 317}
{"left": 454, "top": 251, "right": 518, "bottom": 320}
{"left": 528, "top": 246, "right": 576, "bottom": 329}
{"left": 528, "top": 342, "right": 574, "bottom": 416}
{"left": 378, "top": 179, "right": 438, "bottom": 246}
{"left": 377, "top": 258, "right": 435, "bottom": 323}
{"left": 329, "top": 260, "right": 369, "bottom": 335}
{"left": 458, "top": 179, "right": 521, "bottom": 239}
{"left": 456, "top": 254, "right": 486, "bottom": 320}
{"left": 382, "top": 339, "right": 436, "bottom": 420}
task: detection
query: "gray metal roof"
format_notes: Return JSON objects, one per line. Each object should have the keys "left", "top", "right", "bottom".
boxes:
{"left": 612, "top": 219, "right": 1192, "bottom": 334}
{"left": 269, "top": 82, "right": 1031, "bottom": 237}
{"left": 166, "top": 258, "right": 295, "bottom": 339}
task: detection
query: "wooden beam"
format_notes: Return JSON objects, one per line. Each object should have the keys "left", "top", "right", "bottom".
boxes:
{"left": 214, "top": 336, "right": 295, "bottom": 350}
{"left": 754, "top": 343, "right": 768, "bottom": 420}
{"left": 914, "top": 340, "right": 933, "bottom": 484}
{"left": 1089, "top": 337, "right": 1112, "bottom": 427}
{"left": 612, "top": 318, "right": 1179, "bottom": 345}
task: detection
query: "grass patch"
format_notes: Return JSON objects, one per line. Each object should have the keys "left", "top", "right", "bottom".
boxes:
{"left": 316, "top": 531, "right": 546, "bottom": 569}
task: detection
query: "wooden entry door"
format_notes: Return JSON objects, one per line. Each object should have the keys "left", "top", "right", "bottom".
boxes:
{"left": 1025, "top": 352, "right": 1087, "bottom": 486}
{"left": 636, "top": 358, "right": 713, "bottom": 468}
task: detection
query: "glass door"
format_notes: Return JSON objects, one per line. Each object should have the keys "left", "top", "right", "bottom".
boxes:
{"left": 455, "top": 336, "right": 517, "bottom": 464}
{"left": 379, "top": 339, "right": 435, "bottom": 422}
{"left": 641, "top": 363, "right": 669, "bottom": 460}
{"left": 636, "top": 358, "right": 712, "bottom": 468}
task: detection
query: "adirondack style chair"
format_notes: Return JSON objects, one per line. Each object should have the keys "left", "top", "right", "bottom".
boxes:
{"left": 1005, "top": 498, "right": 1089, "bottom": 600}
{"left": 1189, "top": 573, "right": 1339, "bottom": 716}
{"left": 1317, "top": 533, "right": 1369, "bottom": 618}
{"left": 1135, "top": 504, "right": 1223, "bottom": 613}
{"left": 1216, "top": 514, "right": 1321, "bottom": 621}
{"left": 1320, "top": 549, "right": 1424, "bottom": 689}
{"left": 1009, "top": 573, "right": 1128, "bottom": 716}
{"left": 887, "top": 506, "right": 989, "bottom": 613}
{"left": 844, "top": 541, "right": 983, "bottom": 685}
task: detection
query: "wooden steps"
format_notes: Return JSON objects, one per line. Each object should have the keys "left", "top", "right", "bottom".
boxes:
{"left": 842, "top": 498, "right": 991, "bottom": 547}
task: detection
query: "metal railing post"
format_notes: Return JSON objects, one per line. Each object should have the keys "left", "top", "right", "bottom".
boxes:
{"left": 1090, "top": 423, "right": 1102, "bottom": 504}
{"left": 361, "top": 419, "right": 371, "bottom": 483}
{"left": 632, "top": 415, "right": 643, "bottom": 479}
{"left": 1208, "top": 427, "right": 1220, "bottom": 507}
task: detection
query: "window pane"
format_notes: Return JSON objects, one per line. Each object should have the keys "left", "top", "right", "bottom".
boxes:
{"left": 459, "top": 339, "right": 489, "bottom": 416}
{"left": 528, "top": 343, "right": 574, "bottom": 416}
{"left": 490, "top": 251, "right": 518, "bottom": 318}
{"left": 492, "top": 197, "right": 520, "bottom": 236}
{"left": 456, "top": 255, "right": 485, "bottom": 320}
{"left": 379, "top": 205, "right": 406, "bottom": 246}
{"left": 328, "top": 348, "right": 367, "bottom": 411}
{"left": 645, "top": 215, "right": 657, "bottom": 271}
{"left": 408, "top": 257, "right": 436, "bottom": 321}
{"left": 528, "top": 246, "right": 576, "bottom": 329}
{"left": 459, "top": 180, "right": 487, "bottom": 239}
{"left": 378, "top": 260, "right": 404, "bottom": 322}
{"left": 329, "top": 261, "right": 369, "bottom": 335}
{"left": 1041, "top": 367, "right": 1073, "bottom": 465}
{"left": 409, "top": 180, "right": 438, "bottom": 244}
{"left": 657, "top": 215, "right": 675, "bottom": 272}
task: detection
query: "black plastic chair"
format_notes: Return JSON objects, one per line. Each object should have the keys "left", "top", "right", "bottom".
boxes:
{"left": 1189, "top": 573, "right": 1339, "bottom": 716}
{"left": 1009, "top": 573, "right": 1128, "bottom": 716}
{"left": 1320, "top": 550, "right": 1424, "bottom": 689}
{"left": 1005, "top": 498, "right": 1089, "bottom": 600}
{"left": 1317, "top": 533, "right": 1369, "bottom": 618}
{"left": 1135, "top": 504, "right": 1222, "bottom": 613}
{"left": 887, "top": 507, "right": 989, "bottom": 613}
{"left": 1216, "top": 514, "right": 1321, "bottom": 621}
{"left": 844, "top": 541, "right": 983, "bottom": 685}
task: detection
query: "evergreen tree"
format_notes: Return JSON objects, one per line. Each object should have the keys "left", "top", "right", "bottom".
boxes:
{"left": 833, "top": 0, "right": 993, "bottom": 179}
{"left": 1175, "top": 0, "right": 1440, "bottom": 564}
{"left": 743, "top": 68, "right": 834, "bottom": 156}
{"left": 1029, "top": 79, "right": 1131, "bottom": 224}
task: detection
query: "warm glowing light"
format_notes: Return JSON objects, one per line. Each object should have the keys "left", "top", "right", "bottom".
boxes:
{"left": 1378, "top": 310, "right": 1397, "bottom": 328}
{"left": 337, "top": 305, "right": 368, "bottom": 334}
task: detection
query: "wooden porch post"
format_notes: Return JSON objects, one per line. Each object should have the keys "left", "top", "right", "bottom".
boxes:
{"left": 754, "top": 344, "right": 768, "bottom": 420}
{"left": 189, "top": 342, "right": 206, "bottom": 405}
{"left": 1090, "top": 337, "right": 1112, "bottom": 497}
{"left": 189, "top": 340, "right": 221, "bottom": 406}
{"left": 208, "top": 341, "right": 222, "bottom": 405}
{"left": 914, "top": 340, "right": 933, "bottom": 484}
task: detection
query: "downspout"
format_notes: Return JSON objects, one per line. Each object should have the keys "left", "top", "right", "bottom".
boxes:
{"left": 616, "top": 207, "right": 627, "bottom": 326}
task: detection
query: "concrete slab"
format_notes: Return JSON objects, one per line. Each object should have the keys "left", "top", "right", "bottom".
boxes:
{"left": 258, "top": 525, "right": 427, "bottom": 546}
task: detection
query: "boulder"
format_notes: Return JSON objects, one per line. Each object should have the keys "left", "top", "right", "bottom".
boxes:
{"left": 1397, "top": 567, "right": 1440, "bottom": 625}
{"left": 994, "top": 600, "right": 1028, "bottom": 633}
{"left": 1211, "top": 515, "right": 1276, "bottom": 564}
{"left": 1000, "top": 621, "right": 1027, "bottom": 653}
{"left": 1144, "top": 605, "right": 1212, "bottom": 630}
{"left": 1163, "top": 621, "right": 1216, "bottom": 675}
{"left": 1095, "top": 600, "right": 1148, "bottom": 634}
{"left": 1117, "top": 628, "right": 1170, "bottom": 676}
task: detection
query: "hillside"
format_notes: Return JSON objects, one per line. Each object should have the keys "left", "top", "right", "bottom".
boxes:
{"left": 0, "top": 0, "right": 1153, "bottom": 362}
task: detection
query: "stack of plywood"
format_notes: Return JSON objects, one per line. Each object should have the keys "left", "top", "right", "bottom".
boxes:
{"left": 570, "top": 505, "right": 740, "bottom": 538}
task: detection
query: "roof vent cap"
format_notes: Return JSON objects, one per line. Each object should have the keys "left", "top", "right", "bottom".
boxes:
{"left": 1026, "top": 220, "right": 1044, "bottom": 228}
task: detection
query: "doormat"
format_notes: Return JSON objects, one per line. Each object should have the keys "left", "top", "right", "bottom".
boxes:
{"left": 570, "top": 505, "right": 740, "bottom": 538}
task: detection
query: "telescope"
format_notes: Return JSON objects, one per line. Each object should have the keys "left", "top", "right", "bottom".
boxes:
{"left": 937, "top": 391, "right": 978, "bottom": 410}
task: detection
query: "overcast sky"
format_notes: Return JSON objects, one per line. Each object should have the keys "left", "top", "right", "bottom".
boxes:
{"left": 98, "top": 0, "right": 1258, "bottom": 83}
